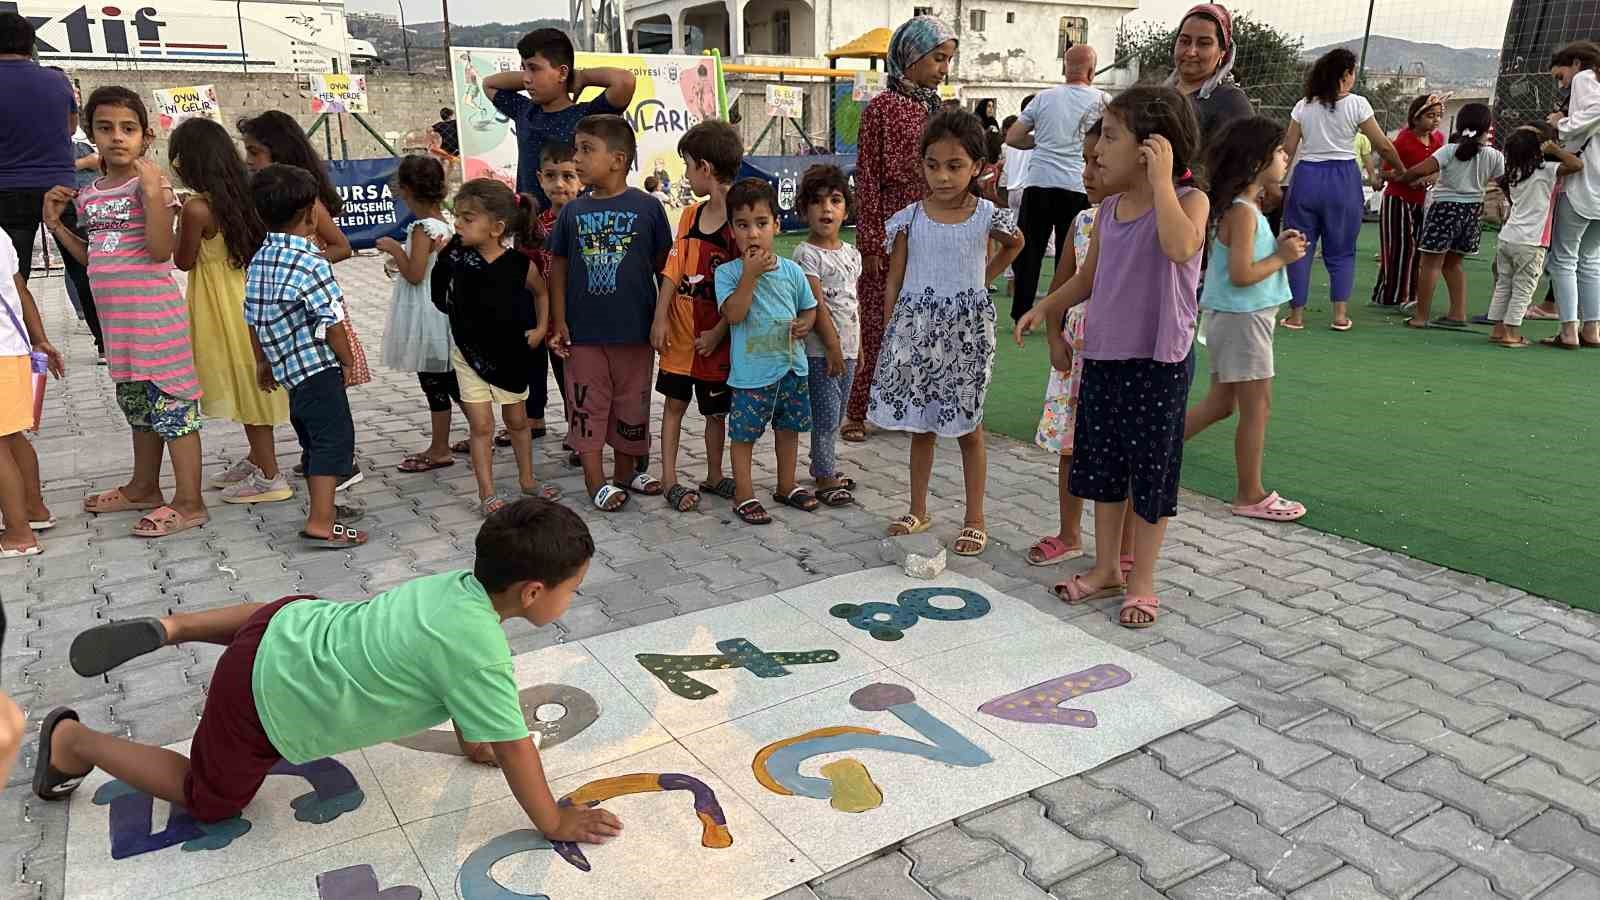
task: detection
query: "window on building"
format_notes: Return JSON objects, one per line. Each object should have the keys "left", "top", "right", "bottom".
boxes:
{"left": 914, "top": 6, "right": 933, "bottom": 18}
{"left": 1058, "top": 16, "right": 1088, "bottom": 57}
{"left": 1006, "top": 11, "right": 1015, "bottom": 23}
{"left": 773, "top": 8, "right": 791, "bottom": 54}
{"left": 970, "top": 9, "right": 985, "bottom": 31}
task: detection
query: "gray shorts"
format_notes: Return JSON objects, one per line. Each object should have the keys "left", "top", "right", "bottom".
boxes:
{"left": 1205, "top": 307, "right": 1277, "bottom": 383}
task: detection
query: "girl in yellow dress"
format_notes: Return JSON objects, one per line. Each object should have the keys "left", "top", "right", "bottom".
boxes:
{"left": 170, "top": 118, "right": 291, "bottom": 503}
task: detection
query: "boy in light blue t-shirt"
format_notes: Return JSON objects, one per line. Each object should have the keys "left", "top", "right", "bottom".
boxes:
{"left": 714, "top": 178, "right": 817, "bottom": 526}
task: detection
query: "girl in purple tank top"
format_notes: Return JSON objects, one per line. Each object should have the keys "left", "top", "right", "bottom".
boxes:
{"left": 1015, "top": 86, "right": 1210, "bottom": 629}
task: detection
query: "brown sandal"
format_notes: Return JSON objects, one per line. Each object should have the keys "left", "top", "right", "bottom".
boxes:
{"left": 840, "top": 422, "right": 866, "bottom": 443}
{"left": 131, "top": 506, "right": 208, "bottom": 538}
{"left": 83, "top": 488, "right": 163, "bottom": 514}
{"left": 300, "top": 522, "right": 368, "bottom": 548}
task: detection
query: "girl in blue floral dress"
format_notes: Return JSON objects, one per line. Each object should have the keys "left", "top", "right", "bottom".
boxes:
{"left": 868, "top": 110, "right": 1023, "bottom": 556}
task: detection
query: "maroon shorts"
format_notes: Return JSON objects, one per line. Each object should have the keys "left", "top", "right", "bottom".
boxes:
{"left": 184, "top": 595, "right": 308, "bottom": 821}
{"left": 563, "top": 344, "right": 653, "bottom": 456}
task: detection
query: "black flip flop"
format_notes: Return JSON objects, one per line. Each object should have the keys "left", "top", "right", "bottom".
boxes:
{"left": 33, "top": 707, "right": 88, "bottom": 801}
{"left": 699, "top": 477, "right": 737, "bottom": 500}
{"left": 773, "top": 487, "right": 820, "bottom": 512}
{"left": 817, "top": 485, "right": 854, "bottom": 507}
{"left": 665, "top": 484, "right": 700, "bottom": 513}
{"left": 70, "top": 618, "right": 167, "bottom": 677}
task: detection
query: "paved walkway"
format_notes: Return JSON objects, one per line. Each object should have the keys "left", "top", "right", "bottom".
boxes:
{"left": 4, "top": 256, "right": 1600, "bottom": 899}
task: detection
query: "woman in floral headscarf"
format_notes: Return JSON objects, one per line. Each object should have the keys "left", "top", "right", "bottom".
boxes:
{"left": 841, "top": 15, "right": 957, "bottom": 444}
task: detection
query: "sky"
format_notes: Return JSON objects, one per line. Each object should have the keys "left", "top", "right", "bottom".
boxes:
{"left": 346, "top": 0, "right": 1515, "bottom": 51}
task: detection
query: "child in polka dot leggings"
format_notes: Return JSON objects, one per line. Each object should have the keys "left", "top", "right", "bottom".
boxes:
{"left": 1015, "top": 86, "right": 1209, "bottom": 629}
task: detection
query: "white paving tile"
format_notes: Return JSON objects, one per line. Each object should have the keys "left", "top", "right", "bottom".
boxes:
{"left": 896, "top": 622, "right": 1234, "bottom": 777}
{"left": 583, "top": 594, "right": 884, "bottom": 737}
{"left": 361, "top": 642, "right": 673, "bottom": 824}
{"left": 403, "top": 742, "right": 818, "bottom": 900}
{"left": 681, "top": 671, "right": 1057, "bottom": 871}
{"left": 775, "top": 567, "right": 1062, "bottom": 668}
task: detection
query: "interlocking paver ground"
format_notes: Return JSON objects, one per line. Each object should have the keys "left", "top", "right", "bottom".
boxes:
{"left": 5, "top": 257, "right": 1600, "bottom": 898}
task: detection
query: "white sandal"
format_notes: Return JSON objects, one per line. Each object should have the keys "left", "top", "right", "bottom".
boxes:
{"left": 592, "top": 483, "right": 629, "bottom": 512}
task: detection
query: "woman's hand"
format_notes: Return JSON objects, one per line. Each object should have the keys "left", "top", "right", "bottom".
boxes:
{"left": 861, "top": 255, "right": 882, "bottom": 280}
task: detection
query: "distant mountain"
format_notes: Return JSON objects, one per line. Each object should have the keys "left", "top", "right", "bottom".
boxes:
{"left": 346, "top": 17, "right": 567, "bottom": 72}
{"left": 1305, "top": 35, "right": 1500, "bottom": 88}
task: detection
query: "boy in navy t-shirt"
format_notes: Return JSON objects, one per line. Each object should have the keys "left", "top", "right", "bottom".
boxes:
{"left": 481, "top": 28, "right": 637, "bottom": 209}
{"left": 547, "top": 115, "right": 672, "bottom": 512}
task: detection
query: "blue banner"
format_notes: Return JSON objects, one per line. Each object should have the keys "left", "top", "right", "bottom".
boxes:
{"left": 738, "top": 154, "right": 858, "bottom": 233}
{"left": 328, "top": 158, "right": 414, "bottom": 251}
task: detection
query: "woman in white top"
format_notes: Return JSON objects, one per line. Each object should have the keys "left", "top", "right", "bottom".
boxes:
{"left": 1547, "top": 41, "right": 1600, "bottom": 348}
{"left": 1280, "top": 48, "right": 1404, "bottom": 331}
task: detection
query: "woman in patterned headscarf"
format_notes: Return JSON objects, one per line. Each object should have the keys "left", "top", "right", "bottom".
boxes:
{"left": 1166, "top": 4, "right": 1252, "bottom": 147}
{"left": 841, "top": 15, "right": 957, "bottom": 444}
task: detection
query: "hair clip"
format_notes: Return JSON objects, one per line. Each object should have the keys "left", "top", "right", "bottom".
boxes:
{"left": 1460, "top": 128, "right": 1479, "bottom": 137}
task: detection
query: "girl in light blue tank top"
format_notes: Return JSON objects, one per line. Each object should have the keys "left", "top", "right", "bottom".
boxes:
{"left": 1191, "top": 116, "right": 1311, "bottom": 526}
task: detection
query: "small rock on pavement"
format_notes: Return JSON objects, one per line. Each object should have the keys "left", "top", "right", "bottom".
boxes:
{"left": 881, "top": 535, "right": 946, "bottom": 579}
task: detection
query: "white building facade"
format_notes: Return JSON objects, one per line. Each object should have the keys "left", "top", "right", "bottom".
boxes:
{"left": 627, "top": 0, "right": 1139, "bottom": 116}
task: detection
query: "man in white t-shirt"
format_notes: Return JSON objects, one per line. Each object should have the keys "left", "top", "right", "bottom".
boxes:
{"left": 1004, "top": 45, "right": 1108, "bottom": 322}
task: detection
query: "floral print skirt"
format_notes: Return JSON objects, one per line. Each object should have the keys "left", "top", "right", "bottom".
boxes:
{"left": 866, "top": 287, "right": 996, "bottom": 438}
{"left": 1035, "top": 305, "right": 1086, "bottom": 455}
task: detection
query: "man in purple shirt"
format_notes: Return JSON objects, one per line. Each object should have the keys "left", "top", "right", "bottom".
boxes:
{"left": 0, "top": 13, "right": 102, "bottom": 357}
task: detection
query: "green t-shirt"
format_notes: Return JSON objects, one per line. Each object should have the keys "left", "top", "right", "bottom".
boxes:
{"left": 251, "top": 570, "right": 530, "bottom": 763}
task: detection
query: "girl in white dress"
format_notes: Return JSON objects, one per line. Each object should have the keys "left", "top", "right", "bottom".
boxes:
{"left": 869, "top": 110, "right": 1023, "bottom": 556}
{"left": 377, "top": 157, "right": 458, "bottom": 472}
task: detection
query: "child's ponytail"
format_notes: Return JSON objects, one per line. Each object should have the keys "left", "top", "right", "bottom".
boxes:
{"left": 512, "top": 192, "right": 545, "bottom": 251}
{"left": 1450, "top": 103, "right": 1493, "bottom": 162}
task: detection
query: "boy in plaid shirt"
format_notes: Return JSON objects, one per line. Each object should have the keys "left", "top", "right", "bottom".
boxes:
{"left": 244, "top": 165, "right": 365, "bottom": 548}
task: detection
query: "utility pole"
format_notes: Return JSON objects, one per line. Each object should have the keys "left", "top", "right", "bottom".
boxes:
{"left": 1356, "top": 0, "right": 1376, "bottom": 86}
{"left": 396, "top": 0, "right": 411, "bottom": 73}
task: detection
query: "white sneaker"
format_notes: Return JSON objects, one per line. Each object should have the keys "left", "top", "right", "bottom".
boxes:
{"left": 336, "top": 466, "right": 364, "bottom": 492}
{"left": 210, "top": 458, "right": 259, "bottom": 489}
{"left": 220, "top": 471, "right": 293, "bottom": 504}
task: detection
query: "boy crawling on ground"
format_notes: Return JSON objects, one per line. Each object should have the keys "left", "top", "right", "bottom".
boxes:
{"left": 33, "top": 498, "right": 622, "bottom": 845}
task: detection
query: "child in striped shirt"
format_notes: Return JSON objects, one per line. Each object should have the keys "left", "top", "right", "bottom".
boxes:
{"left": 43, "top": 86, "right": 209, "bottom": 539}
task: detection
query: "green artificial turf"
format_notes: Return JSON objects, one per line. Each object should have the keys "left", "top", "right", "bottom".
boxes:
{"left": 778, "top": 226, "right": 1596, "bottom": 611}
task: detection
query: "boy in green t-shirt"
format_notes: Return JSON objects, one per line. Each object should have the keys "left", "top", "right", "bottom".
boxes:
{"left": 33, "top": 498, "right": 622, "bottom": 845}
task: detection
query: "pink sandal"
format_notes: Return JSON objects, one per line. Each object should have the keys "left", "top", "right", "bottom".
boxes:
{"left": 1027, "top": 535, "right": 1082, "bottom": 566}
{"left": 1054, "top": 573, "right": 1124, "bottom": 604}
{"left": 1120, "top": 594, "right": 1160, "bottom": 629}
{"left": 1230, "top": 491, "right": 1307, "bottom": 523}
{"left": 1119, "top": 554, "right": 1135, "bottom": 577}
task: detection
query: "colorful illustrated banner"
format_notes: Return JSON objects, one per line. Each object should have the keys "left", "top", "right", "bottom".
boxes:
{"left": 765, "top": 84, "right": 805, "bottom": 118}
{"left": 328, "top": 158, "right": 415, "bottom": 250}
{"left": 309, "top": 74, "right": 369, "bottom": 114}
{"left": 449, "top": 47, "right": 726, "bottom": 212}
{"left": 851, "top": 70, "right": 886, "bottom": 102}
{"left": 151, "top": 84, "right": 221, "bottom": 132}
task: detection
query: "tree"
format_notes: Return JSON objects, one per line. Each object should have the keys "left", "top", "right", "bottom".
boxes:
{"left": 1114, "top": 14, "right": 1308, "bottom": 118}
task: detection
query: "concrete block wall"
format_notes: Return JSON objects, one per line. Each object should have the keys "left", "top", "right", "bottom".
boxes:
{"left": 69, "top": 71, "right": 456, "bottom": 165}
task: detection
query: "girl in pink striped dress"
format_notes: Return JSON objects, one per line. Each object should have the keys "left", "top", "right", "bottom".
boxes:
{"left": 43, "top": 87, "right": 209, "bottom": 538}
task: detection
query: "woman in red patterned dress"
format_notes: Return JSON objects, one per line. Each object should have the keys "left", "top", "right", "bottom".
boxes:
{"left": 841, "top": 16, "right": 957, "bottom": 443}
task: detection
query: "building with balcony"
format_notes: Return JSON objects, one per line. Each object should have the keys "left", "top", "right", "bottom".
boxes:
{"left": 626, "top": 0, "right": 1140, "bottom": 116}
